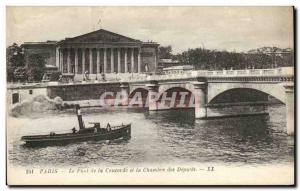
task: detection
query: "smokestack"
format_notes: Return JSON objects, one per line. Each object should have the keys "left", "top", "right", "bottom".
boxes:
{"left": 75, "top": 104, "right": 85, "bottom": 130}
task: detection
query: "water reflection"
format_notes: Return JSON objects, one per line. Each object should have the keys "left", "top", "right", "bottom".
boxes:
{"left": 8, "top": 104, "right": 294, "bottom": 167}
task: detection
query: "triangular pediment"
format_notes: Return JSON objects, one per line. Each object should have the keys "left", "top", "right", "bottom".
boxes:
{"left": 60, "top": 29, "right": 141, "bottom": 44}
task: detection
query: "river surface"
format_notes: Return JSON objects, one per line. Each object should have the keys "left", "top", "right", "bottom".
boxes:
{"left": 8, "top": 104, "right": 294, "bottom": 167}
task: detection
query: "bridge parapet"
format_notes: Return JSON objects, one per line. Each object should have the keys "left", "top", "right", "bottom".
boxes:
{"left": 190, "top": 66, "right": 293, "bottom": 78}
{"left": 143, "top": 67, "right": 294, "bottom": 82}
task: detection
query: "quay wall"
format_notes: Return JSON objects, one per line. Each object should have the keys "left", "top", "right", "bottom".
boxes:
{"left": 47, "top": 82, "right": 122, "bottom": 101}
{"left": 7, "top": 86, "right": 48, "bottom": 106}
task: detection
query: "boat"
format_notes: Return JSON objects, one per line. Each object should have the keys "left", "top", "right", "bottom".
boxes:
{"left": 21, "top": 104, "right": 131, "bottom": 147}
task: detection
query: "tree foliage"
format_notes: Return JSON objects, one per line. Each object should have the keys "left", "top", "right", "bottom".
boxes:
{"left": 13, "top": 67, "right": 28, "bottom": 82}
{"left": 6, "top": 43, "right": 25, "bottom": 81}
{"left": 172, "top": 47, "right": 293, "bottom": 70}
{"left": 26, "top": 54, "right": 46, "bottom": 82}
{"left": 158, "top": 45, "right": 173, "bottom": 59}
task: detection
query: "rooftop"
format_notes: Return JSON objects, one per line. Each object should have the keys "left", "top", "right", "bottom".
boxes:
{"left": 163, "top": 65, "right": 194, "bottom": 70}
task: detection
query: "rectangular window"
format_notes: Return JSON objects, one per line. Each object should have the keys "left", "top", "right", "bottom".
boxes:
{"left": 12, "top": 93, "right": 19, "bottom": 104}
{"left": 29, "top": 90, "right": 33, "bottom": 95}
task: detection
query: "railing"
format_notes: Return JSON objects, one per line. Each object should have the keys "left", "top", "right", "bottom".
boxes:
{"left": 75, "top": 67, "right": 294, "bottom": 83}
{"left": 146, "top": 67, "right": 293, "bottom": 82}
{"left": 8, "top": 67, "right": 294, "bottom": 89}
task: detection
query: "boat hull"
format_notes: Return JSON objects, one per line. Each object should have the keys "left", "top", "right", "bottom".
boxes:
{"left": 21, "top": 124, "right": 131, "bottom": 147}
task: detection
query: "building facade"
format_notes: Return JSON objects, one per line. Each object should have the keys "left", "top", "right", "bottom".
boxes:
{"left": 22, "top": 29, "right": 159, "bottom": 80}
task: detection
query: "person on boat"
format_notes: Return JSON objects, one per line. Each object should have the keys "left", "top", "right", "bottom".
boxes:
{"left": 72, "top": 127, "right": 77, "bottom": 134}
{"left": 107, "top": 123, "right": 111, "bottom": 131}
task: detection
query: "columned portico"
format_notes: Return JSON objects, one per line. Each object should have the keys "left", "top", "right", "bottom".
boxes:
{"left": 111, "top": 48, "right": 114, "bottom": 73}
{"left": 89, "top": 48, "right": 93, "bottom": 74}
{"left": 59, "top": 49, "right": 63, "bottom": 72}
{"left": 59, "top": 47, "right": 147, "bottom": 75}
{"left": 131, "top": 48, "right": 135, "bottom": 73}
{"left": 96, "top": 49, "right": 100, "bottom": 73}
{"left": 117, "top": 48, "right": 121, "bottom": 73}
{"left": 124, "top": 48, "right": 128, "bottom": 73}
{"left": 104, "top": 48, "right": 107, "bottom": 74}
{"left": 138, "top": 48, "right": 141, "bottom": 73}
{"left": 55, "top": 47, "right": 60, "bottom": 68}
{"left": 82, "top": 49, "right": 85, "bottom": 74}
{"left": 67, "top": 48, "right": 71, "bottom": 73}
{"left": 56, "top": 29, "right": 159, "bottom": 79}
{"left": 74, "top": 48, "right": 78, "bottom": 74}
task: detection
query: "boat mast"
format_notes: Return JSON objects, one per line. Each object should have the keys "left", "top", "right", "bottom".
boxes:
{"left": 75, "top": 104, "right": 85, "bottom": 129}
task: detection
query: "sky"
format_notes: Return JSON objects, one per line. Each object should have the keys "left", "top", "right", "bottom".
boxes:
{"left": 6, "top": 6, "right": 293, "bottom": 53}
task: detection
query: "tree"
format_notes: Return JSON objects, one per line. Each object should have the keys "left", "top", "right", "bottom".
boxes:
{"left": 6, "top": 43, "right": 25, "bottom": 81}
{"left": 26, "top": 54, "right": 46, "bottom": 82}
{"left": 172, "top": 46, "right": 293, "bottom": 70}
{"left": 13, "top": 67, "right": 28, "bottom": 82}
{"left": 158, "top": 45, "right": 173, "bottom": 59}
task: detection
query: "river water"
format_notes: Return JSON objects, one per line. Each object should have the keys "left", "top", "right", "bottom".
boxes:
{"left": 8, "top": 104, "right": 294, "bottom": 167}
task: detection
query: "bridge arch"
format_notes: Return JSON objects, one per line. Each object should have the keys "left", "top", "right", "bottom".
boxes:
{"left": 158, "top": 82, "right": 195, "bottom": 97}
{"left": 207, "top": 83, "right": 286, "bottom": 104}
{"left": 157, "top": 86, "right": 194, "bottom": 108}
{"left": 128, "top": 87, "right": 148, "bottom": 107}
{"left": 129, "top": 87, "right": 148, "bottom": 98}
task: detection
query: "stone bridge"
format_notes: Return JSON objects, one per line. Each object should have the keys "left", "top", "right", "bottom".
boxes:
{"left": 126, "top": 67, "right": 294, "bottom": 135}
{"left": 7, "top": 67, "right": 294, "bottom": 135}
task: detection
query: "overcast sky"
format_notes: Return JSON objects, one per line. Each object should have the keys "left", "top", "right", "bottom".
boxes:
{"left": 6, "top": 6, "right": 293, "bottom": 53}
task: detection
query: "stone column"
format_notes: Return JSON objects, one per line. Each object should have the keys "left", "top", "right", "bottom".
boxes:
{"left": 59, "top": 49, "right": 63, "bottom": 73}
{"left": 104, "top": 48, "right": 107, "bottom": 73}
{"left": 131, "top": 48, "right": 135, "bottom": 73}
{"left": 117, "top": 48, "right": 121, "bottom": 73}
{"left": 82, "top": 49, "right": 85, "bottom": 74}
{"left": 146, "top": 82, "right": 159, "bottom": 111}
{"left": 89, "top": 48, "right": 93, "bottom": 74}
{"left": 193, "top": 82, "right": 207, "bottom": 119}
{"left": 138, "top": 48, "right": 141, "bottom": 73}
{"left": 154, "top": 47, "right": 158, "bottom": 72}
{"left": 67, "top": 48, "right": 71, "bottom": 73}
{"left": 120, "top": 83, "right": 129, "bottom": 106}
{"left": 96, "top": 49, "right": 100, "bottom": 74}
{"left": 124, "top": 48, "right": 128, "bottom": 73}
{"left": 284, "top": 82, "right": 294, "bottom": 135}
{"left": 74, "top": 48, "right": 78, "bottom": 74}
{"left": 111, "top": 48, "right": 114, "bottom": 73}
{"left": 55, "top": 47, "right": 60, "bottom": 68}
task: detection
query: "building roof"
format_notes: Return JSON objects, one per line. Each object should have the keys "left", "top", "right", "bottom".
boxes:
{"left": 58, "top": 29, "right": 143, "bottom": 44}
{"left": 45, "top": 64, "right": 58, "bottom": 68}
{"left": 159, "top": 59, "right": 180, "bottom": 64}
{"left": 21, "top": 29, "right": 160, "bottom": 47}
{"left": 163, "top": 65, "right": 194, "bottom": 71}
{"left": 22, "top": 41, "right": 57, "bottom": 47}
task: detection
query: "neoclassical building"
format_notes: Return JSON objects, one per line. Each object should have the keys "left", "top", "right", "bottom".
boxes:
{"left": 22, "top": 29, "right": 159, "bottom": 80}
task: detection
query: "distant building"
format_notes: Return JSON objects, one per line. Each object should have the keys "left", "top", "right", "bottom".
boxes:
{"left": 162, "top": 65, "right": 194, "bottom": 75}
{"left": 247, "top": 47, "right": 293, "bottom": 56}
{"left": 157, "top": 59, "right": 181, "bottom": 73}
{"left": 22, "top": 29, "right": 159, "bottom": 80}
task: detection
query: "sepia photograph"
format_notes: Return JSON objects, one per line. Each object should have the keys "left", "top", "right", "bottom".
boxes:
{"left": 6, "top": 6, "right": 294, "bottom": 185}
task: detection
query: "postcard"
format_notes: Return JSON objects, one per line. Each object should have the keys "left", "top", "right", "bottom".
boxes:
{"left": 6, "top": 6, "right": 294, "bottom": 185}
